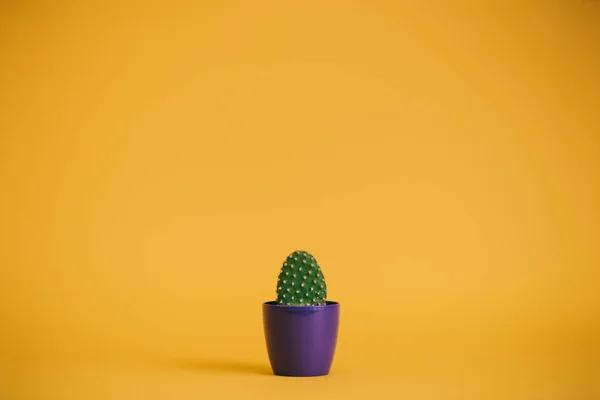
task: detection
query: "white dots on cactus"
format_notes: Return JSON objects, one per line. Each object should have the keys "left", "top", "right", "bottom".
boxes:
{"left": 296, "top": 290, "right": 300, "bottom": 293}
{"left": 293, "top": 274, "right": 297, "bottom": 278}
{"left": 291, "top": 296, "right": 294, "bottom": 300}
{"left": 313, "top": 280, "right": 317, "bottom": 284}
{"left": 286, "top": 288, "right": 290, "bottom": 292}
{"left": 278, "top": 286, "right": 282, "bottom": 290}
{"left": 300, "top": 283, "right": 305, "bottom": 287}
{"left": 299, "top": 267, "right": 302, "bottom": 271}
{"left": 294, "top": 257, "right": 298, "bottom": 261}
{"left": 302, "top": 259, "right": 307, "bottom": 264}
{"left": 291, "top": 282, "right": 295, "bottom": 286}
{"left": 320, "top": 285, "right": 324, "bottom": 289}
{"left": 283, "top": 280, "right": 286, "bottom": 284}
{"left": 310, "top": 263, "right": 314, "bottom": 267}
{"left": 282, "top": 294, "right": 286, "bottom": 297}
{"left": 310, "top": 287, "right": 314, "bottom": 291}
{"left": 284, "top": 262, "right": 287, "bottom": 266}
{"left": 285, "top": 272, "right": 289, "bottom": 275}
{"left": 300, "top": 298, "right": 303, "bottom": 303}
{"left": 302, "top": 276, "right": 307, "bottom": 280}
{"left": 317, "top": 273, "right": 321, "bottom": 277}
{"left": 308, "top": 270, "right": 312, "bottom": 274}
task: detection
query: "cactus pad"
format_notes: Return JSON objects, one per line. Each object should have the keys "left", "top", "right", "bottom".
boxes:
{"left": 276, "top": 250, "right": 327, "bottom": 306}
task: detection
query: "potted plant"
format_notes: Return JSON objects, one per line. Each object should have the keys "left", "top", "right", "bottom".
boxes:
{"left": 262, "top": 250, "right": 340, "bottom": 377}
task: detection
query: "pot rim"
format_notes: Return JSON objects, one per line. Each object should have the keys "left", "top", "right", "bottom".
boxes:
{"left": 263, "top": 300, "right": 339, "bottom": 309}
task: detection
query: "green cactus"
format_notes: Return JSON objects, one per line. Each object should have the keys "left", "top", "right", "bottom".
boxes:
{"left": 276, "top": 250, "right": 327, "bottom": 306}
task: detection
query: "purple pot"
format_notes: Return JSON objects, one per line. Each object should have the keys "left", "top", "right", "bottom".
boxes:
{"left": 262, "top": 301, "right": 340, "bottom": 377}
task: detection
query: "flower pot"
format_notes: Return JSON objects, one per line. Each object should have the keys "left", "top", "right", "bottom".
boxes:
{"left": 262, "top": 301, "right": 340, "bottom": 377}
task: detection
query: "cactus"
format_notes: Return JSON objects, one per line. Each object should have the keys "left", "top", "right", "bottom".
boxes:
{"left": 276, "top": 250, "right": 327, "bottom": 306}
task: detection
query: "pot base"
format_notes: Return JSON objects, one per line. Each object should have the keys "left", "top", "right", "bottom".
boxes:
{"left": 273, "top": 371, "right": 330, "bottom": 377}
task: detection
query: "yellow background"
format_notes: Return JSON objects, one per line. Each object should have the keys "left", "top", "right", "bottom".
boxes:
{"left": 1, "top": 0, "right": 599, "bottom": 398}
